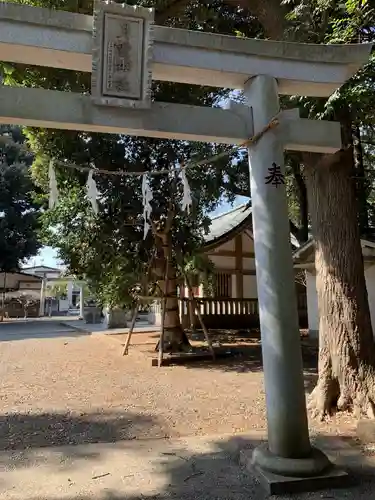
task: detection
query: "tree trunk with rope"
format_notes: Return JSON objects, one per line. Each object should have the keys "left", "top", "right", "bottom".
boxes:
{"left": 158, "top": 232, "right": 191, "bottom": 352}
{"left": 305, "top": 149, "right": 375, "bottom": 419}
{"left": 153, "top": 214, "right": 191, "bottom": 353}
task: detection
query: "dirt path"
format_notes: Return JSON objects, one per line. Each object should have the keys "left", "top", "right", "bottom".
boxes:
{"left": 0, "top": 324, "right": 357, "bottom": 451}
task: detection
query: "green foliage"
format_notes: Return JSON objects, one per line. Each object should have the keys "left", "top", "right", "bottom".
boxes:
{"left": 46, "top": 282, "right": 67, "bottom": 299}
{"left": 88, "top": 258, "right": 141, "bottom": 309}
{"left": 0, "top": 125, "right": 42, "bottom": 271}
{"left": 8, "top": 0, "right": 375, "bottom": 299}
{"left": 180, "top": 253, "right": 216, "bottom": 295}
{"left": 278, "top": 0, "right": 375, "bottom": 237}
{"left": 3, "top": 0, "right": 263, "bottom": 307}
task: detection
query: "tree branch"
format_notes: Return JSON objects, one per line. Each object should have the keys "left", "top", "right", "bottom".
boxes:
{"left": 223, "top": 0, "right": 287, "bottom": 39}
{"left": 155, "top": 0, "right": 190, "bottom": 24}
{"left": 164, "top": 208, "right": 175, "bottom": 235}
{"left": 155, "top": 1, "right": 288, "bottom": 39}
{"left": 222, "top": 183, "right": 249, "bottom": 198}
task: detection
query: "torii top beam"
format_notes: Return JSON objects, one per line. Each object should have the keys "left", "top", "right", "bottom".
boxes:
{"left": 0, "top": 2, "right": 372, "bottom": 97}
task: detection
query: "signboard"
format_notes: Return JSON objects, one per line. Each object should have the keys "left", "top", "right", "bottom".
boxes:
{"left": 91, "top": 1, "right": 154, "bottom": 109}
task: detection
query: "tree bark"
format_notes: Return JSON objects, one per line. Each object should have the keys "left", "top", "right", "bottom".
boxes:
{"left": 159, "top": 233, "right": 191, "bottom": 352}
{"left": 153, "top": 212, "right": 191, "bottom": 353}
{"left": 290, "top": 155, "right": 309, "bottom": 243}
{"left": 304, "top": 149, "right": 375, "bottom": 418}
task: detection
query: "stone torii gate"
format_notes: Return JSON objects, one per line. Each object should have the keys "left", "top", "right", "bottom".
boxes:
{"left": 0, "top": 1, "right": 372, "bottom": 493}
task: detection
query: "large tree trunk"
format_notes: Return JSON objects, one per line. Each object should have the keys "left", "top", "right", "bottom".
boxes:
{"left": 290, "top": 154, "right": 309, "bottom": 243}
{"left": 157, "top": 232, "right": 191, "bottom": 353}
{"left": 304, "top": 149, "right": 375, "bottom": 419}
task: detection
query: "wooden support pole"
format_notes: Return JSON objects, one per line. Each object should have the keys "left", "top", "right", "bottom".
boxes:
{"left": 194, "top": 298, "right": 216, "bottom": 361}
{"left": 188, "top": 287, "right": 195, "bottom": 331}
{"left": 158, "top": 258, "right": 169, "bottom": 367}
{"left": 183, "top": 272, "right": 215, "bottom": 361}
{"left": 122, "top": 302, "right": 139, "bottom": 356}
{"left": 235, "top": 234, "right": 244, "bottom": 299}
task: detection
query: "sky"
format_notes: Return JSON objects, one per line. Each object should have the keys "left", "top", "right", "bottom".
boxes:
{"left": 25, "top": 246, "right": 61, "bottom": 269}
{"left": 25, "top": 197, "right": 249, "bottom": 269}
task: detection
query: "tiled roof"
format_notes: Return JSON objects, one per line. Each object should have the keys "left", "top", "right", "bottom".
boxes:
{"left": 23, "top": 265, "right": 61, "bottom": 272}
{"left": 0, "top": 271, "right": 42, "bottom": 281}
{"left": 205, "top": 203, "right": 300, "bottom": 249}
{"left": 204, "top": 203, "right": 252, "bottom": 244}
{"left": 293, "top": 237, "right": 375, "bottom": 265}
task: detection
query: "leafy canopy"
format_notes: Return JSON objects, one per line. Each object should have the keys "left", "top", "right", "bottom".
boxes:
{"left": 0, "top": 125, "right": 42, "bottom": 272}
{"left": 4, "top": 0, "right": 263, "bottom": 304}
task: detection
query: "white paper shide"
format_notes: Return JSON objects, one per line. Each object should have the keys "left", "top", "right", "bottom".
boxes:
{"left": 48, "top": 160, "right": 59, "bottom": 209}
{"left": 181, "top": 168, "right": 192, "bottom": 214}
{"left": 86, "top": 169, "right": 99, "bottom": 214}
{"left": 142, "top": 174, "right": 153, "bottom": 239}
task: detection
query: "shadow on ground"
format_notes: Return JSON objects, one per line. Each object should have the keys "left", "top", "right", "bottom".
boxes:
{"left": 175, "top": 331, "right": 319, "bottom": 385}
{"left": 0, "top": 410, "right": 158, "bottom": 450}
{"left": 0, "top": 409, "right": 165, "bottom": 475}
{"left": 0, "top": 320, "right": 89, "bottom": 342}
{"left": 2, "top": 433, "right": 375, "bottom": 500}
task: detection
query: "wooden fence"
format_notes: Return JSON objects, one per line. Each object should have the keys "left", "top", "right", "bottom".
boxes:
{"left": 1, "top": 300, "right": 39, "bottom": 318}
{"left": 148, "top": 292, "right": 308, "bottom": 330}
{"left": 180, "top": 294, "right": 308, "bottom": 330}
{"left": 180, "top": 297, "right": 259, "bottom": 329}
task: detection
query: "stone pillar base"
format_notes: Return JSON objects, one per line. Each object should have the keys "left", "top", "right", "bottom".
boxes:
{"left": 240, "top": 444, "right": 349, "bottom": 495}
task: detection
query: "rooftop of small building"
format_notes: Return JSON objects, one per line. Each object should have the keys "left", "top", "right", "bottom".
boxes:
{"left": 204, "top": 202, "right": 300, "bottom": 249}
{"left": 293, "top": 236, "right": 375, "bottom": 266}
{"left": 22, "top": 265, "right": 61, "bottom": 272}
{"left": 204, "top": 203, "right": 252, "bottom": 245}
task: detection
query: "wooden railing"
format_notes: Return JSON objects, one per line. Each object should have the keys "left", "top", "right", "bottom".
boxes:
{"left": 179, "top": 297, "right": 258, "bottom": 316}
{"left": 179, "top": 297, "right": 259, "bottom": 329}
{"left": 149, "top": 293, "right": 307, "bottom": 329}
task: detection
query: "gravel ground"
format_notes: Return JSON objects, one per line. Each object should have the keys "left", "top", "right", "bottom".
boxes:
{"left": 3, "top": 435, "right": 375, "bottom": 500}
{"left": 0, "top": 321, "right": 357, "bottom": 451}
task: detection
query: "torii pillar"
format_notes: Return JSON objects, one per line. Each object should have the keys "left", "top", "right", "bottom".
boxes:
{"left": 242, "top": 76, "right": 345, "bottom": 493}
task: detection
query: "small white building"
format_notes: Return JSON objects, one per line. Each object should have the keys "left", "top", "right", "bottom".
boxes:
{"left": 293, "top": 238, "right": 375, "bottom": 337}
{"left": 22, "top": 265, "right": 61, "bottom": 280}
{"left": 0, "top": 271, "right": 42, "bottom": 317}
{"left": 0, "top": 270, "right": 42, "bottom": 297}
{"left": 22, "top": 265, "right": 82, "bottom": 314}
